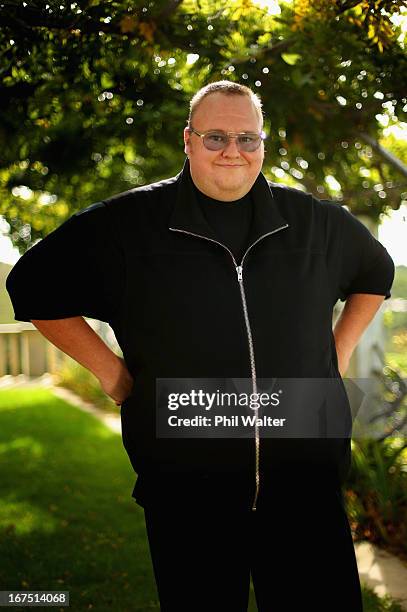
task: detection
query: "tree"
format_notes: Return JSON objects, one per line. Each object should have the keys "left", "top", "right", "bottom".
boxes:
{"left": 0, "top": 0, "right": 406, "bottom": 252}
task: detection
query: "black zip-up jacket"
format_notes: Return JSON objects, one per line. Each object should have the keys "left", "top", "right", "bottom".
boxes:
{"left": 6, "top": 158, "right": 395, "bottom": 510}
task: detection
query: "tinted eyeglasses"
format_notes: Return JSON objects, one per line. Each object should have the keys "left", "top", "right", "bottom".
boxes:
{"left": 187, "top": 126, "right": 266, "bottom": 152}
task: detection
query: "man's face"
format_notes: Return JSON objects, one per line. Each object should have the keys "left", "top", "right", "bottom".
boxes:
{"left": 184, "top": 92, "right": 264, "bottom": 202}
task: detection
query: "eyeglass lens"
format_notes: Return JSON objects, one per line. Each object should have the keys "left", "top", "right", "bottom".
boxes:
{"left": 203, "top": 132, "right": 262, "bottom": 152}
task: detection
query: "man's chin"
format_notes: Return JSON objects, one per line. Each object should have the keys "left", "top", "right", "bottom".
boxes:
{"left": 215, "top": 178, "right": 249, "bottom": 191}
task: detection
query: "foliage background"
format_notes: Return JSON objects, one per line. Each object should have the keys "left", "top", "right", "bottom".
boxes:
{"left": 0, "top": 0, "right": 406, "bottom": 252}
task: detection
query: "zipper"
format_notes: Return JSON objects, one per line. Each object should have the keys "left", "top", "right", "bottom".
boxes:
{"left": 169, "top": 224, "right": 289, "bottom": 510}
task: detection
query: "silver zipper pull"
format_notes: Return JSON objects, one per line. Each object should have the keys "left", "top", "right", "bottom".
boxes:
{"left": 236, "top": 265, "right": 243, "bottom": 281}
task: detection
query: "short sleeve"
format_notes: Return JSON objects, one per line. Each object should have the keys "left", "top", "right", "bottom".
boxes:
{"left": 6, "top": 201, "right": 125, "bottom": 324}
{"left": 337, "top": 206, "right": 395, "bottom": 302}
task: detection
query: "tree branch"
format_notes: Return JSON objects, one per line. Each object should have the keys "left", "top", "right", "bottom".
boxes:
{"left": 156, "top": 0, "right": 184, "bottom": 22}
{"left": 358, "top": 132, "right": 407, "bottom": 179}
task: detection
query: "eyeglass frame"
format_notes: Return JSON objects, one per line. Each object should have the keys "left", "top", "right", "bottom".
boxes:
{"left": 186, "top": 125, "right": 267, "bottom": 151}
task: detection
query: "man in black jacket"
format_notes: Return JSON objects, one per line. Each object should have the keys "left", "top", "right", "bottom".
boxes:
{"left": 6, "top": 80, "right": 394, "bottom": 611}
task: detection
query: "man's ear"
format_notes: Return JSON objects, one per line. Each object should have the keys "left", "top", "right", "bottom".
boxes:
{"left": 184, "top": 127, "right": 191, "bottom": 156}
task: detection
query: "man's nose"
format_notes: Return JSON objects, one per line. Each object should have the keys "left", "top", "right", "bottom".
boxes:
{"left": 221, "top": 136, "right": 241, "bottom": 157}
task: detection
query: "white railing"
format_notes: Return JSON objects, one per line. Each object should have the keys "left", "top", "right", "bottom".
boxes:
{"left": 0, "top": 319, "right": 121, "bottom": 377}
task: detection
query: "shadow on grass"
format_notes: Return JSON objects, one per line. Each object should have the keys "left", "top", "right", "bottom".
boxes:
{"left": 0, "top": 388, "right": 159, "bottom": 611}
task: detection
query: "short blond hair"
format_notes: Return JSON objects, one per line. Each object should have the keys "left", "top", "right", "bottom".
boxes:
{"left": 187, "top": 80, "right": 264, "bottom": 129}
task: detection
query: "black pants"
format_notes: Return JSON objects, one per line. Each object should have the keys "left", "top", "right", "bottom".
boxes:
{"left": 143, "top": 487, "right": 363, "bottom": 611}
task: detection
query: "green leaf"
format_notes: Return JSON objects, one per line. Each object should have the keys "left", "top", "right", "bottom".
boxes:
{"left": 281, "top": 53, "right": 302, "bottom": 65}
{"left": 101, "top": 73, "right": 116, "bottom": 89}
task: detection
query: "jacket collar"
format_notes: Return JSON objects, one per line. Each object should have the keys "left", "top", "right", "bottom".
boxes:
{"left": 169, "top": 157, "right": 289, "bottom": 248}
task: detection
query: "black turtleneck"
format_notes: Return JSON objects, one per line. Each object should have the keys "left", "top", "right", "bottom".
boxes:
{"left": 192, "top": 182, "right": 253, "bottom": 264}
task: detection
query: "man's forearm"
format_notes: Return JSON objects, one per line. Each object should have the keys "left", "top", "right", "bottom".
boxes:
{"left": 30, "top": 316, "right": 121, "bottom": 380}
{"left": 333, "top": 293, "right": 386, "bottom": 375}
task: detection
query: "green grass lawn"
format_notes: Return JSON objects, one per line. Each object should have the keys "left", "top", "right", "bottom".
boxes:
{"left": 0, "top": 388, "right": 404, "bottom": 611}
{"left": 0, "top": 388, "right": 158, "bottom": 611}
